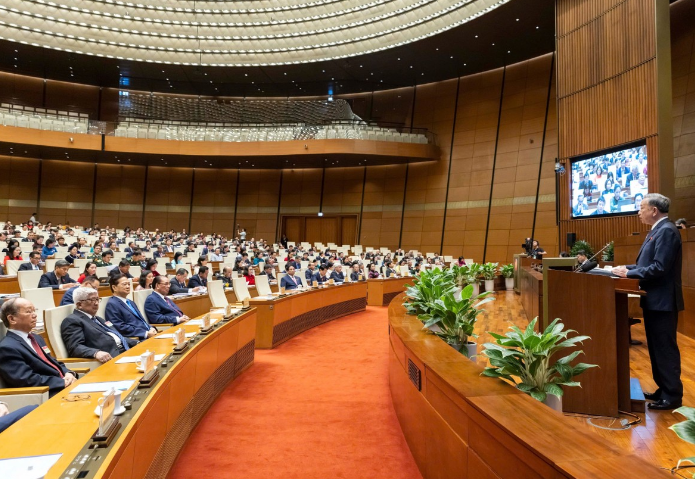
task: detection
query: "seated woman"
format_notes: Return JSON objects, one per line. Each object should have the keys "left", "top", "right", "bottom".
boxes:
{"left": 144, "top": 258, "right": 160, "bottom": 277}
{"left": 64, "top": 244, "right": 81, "bottom": 264}
{"left": 77, "top": 262, "right": 98, "bottom": 283}
{"left": 170, "top": 252, "right": 185, "bottom": 270}
{"left": 368, "top": 263, "right": 380, "bottom": 279}
{"left": 135, "top": 270, "right": 154, "bottom": 291}
{"left": 242, "top": 266, "right": 255, "bottom": 286}
{"left": 457, "top": 256, "right": 466, "bottom": 266}
{"left": 4, "top": 245, "right": 22, "bottom": 265}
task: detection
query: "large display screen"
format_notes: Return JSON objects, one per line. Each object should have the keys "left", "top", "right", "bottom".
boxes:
{"left": 570, "top": 141, "right": 648, "bottom": 218}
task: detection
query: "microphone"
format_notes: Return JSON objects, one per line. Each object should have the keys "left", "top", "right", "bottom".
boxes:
{"left": 574, "top": 242, "right": 611, "bottom": 272}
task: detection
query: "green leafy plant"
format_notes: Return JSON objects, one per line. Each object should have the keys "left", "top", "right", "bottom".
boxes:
{"left": 670, "top": 407, "right": 695, "bottom": 477}
{"left": 481, "top": 318, "right": 597, "bottom": 402}
{"left": 418, "top": 285, "right": 495, "bottom": 356}
{"left": 464, "top": 263, "right": 482, "bottom": 285}
{"left": 570, "top": 239, "right": 594, "bottom": 258}
{"left": 602, "top": 241, "right": 614, "bottom": 262}
{"left": 481, "top": 262, "right": 499, "bottom": 280}
{"left": 402, "top": 267, "right": 456, "bottom": 316}
{"left": 500, "top": 263, "right": 514, "bottom": 278}
{"left": 451, "top": 264, "right": 469, "bottom": 288}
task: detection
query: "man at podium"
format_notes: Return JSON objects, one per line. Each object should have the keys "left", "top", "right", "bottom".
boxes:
{"left": 614, "top": 193, "right": 683, "bottom": 410}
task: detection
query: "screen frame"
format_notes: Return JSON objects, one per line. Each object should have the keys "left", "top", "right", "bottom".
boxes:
{"left": 569, "top": 139, "right": 648, "bottom": 220}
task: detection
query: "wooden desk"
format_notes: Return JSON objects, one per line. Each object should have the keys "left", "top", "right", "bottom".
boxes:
{"left": 0, "top": 276, "right": 19, "bottom": 294}
{"left": 366, "top": 277, "right": 414, "bottom": 306}
{"left": 250, "top": 282, "right": 368, "bottom": 349}
{"left": 388, "top": 293, "right": 668, "bottom": 479}
{"left": 519, "top": 266, "right": 543, "bottom": 322}
{"left": 0, "top": 308, "right": 257, "bottom": 479}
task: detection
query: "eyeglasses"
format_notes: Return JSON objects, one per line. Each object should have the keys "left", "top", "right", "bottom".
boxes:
{"left": 62, "top": 394, "right": 91, "bottom": 402}
{"left": 84, "top": 297, "right": 102, "bottom": 303}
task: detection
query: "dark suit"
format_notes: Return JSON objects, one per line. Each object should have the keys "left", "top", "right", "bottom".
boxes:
{"left": 169, "top": 278, "right": 189, "bottom": 294}
{"left": 104, "top": 296, "right": 152, "bottom": 340}
{"left": 280, "top": 274, "right": 302, "bottom": 290}
{"left": 61, "top": 309, "right": 136, "bottom": 359}
{"left": 577, "top": 260, "right": 598, "bottom": 272}
{"left": 0, "top": 331, "right": 72, "bottom": 397}
{"left": 215, "top": 273, "right": 233, "bottom": 288}
{"left": 330, "top": 271, "right": 345, "bottom": 283}
{"left": 187, "top": 274, "right": 207, "bottom": 289}
{"left": 38, "top": 271, "right": 76, "bottom": 289}
{"left": 305, "top": 269, "right": 317, "bottom": 282}
{"left": 18, "top": 262, "right": 41, "bottom": 272}
{"left": 626, "top": 218, "right": 683, "bottom": 402}
{"left": 316, "top": 274, "right": 330, "bottom": 284}
{"left": 60, "top": 286, "right": 79, "bottom": 306}
{"left": 144, "top": 293, "right": 182, "bottom": 325}
{"left": 350, "top": 272, "right": 364, "bottom": 281}
{"left": 0, "top": 404, "right": 37, "bottom": 433}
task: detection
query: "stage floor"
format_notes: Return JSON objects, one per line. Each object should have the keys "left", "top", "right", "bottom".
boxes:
{"left": 472, "top": 290, "right": 693, "bottom": 473}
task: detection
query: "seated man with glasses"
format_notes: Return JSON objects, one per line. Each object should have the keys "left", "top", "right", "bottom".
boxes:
{"left": 144, "top": 276, "right": 191, "bottom": 325}
{"left": 61, "top": 286, "right": 138, "bottom": 363}
{"left": 60, "top": 275, "right": 101, "bottom": 306}
{"left": 105, "top": 273, "right": 158, "bottom": 341}
{"left": 0, "top": 298, "right": 77, "bottom": 397}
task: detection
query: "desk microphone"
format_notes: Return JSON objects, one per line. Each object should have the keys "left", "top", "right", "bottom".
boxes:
{"left": 574, "top": 242, "right": 611, "bottom": 273}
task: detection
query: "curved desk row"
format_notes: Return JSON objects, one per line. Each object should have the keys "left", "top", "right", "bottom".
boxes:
{"left": 387, "top": 293, "right": 668, "bottom": 479}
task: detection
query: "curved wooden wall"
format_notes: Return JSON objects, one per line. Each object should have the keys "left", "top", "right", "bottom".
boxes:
{"left": 387, "top": 293, "right": 668, "bottom": 479}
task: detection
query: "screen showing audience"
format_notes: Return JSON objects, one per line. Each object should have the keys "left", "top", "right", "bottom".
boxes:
{"left": 570, "top": 142, "right": 648, "bottom": 218}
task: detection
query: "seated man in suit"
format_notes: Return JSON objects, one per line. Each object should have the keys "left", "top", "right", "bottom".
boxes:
{"left": 61, "top": 287, "right": 138, "bottom": 362}
{"left": 129, "top": 250, "right": 146, "bottom": 268}
{"left": 0, "top": 401, "right": 37, "bottom": 434}
{"left": 575, "top": 250, "right": 597, "bottom": 272}
{"left": 0, "top": 298, "right": 77, "bottom": 397}
{"left": 169, "top": 269, "right": 203, "bottom": 295}
{"left": 349, "top": 263, "right": 364, "bottom": 281}
{"left": 144, "top": 276, "right": 190, "bottom": 325}
{"left": 38, "top": 259, "right": 78, "bottom": 290}
{"left": 261, "top": 264, "right": 277, "bottom": 283}
{"left": 105, "top": 273, "right": 157, "bottom": 341}
{"left": 60, "top": 275, "right": 100, "bottom": 306}
{"left": 18, "top": 251, "right": 42, "bottom": 271}
{"left": 187, "top": 265, "right": 209, "bottom": 289}
{"left": 316, "top": 265, "right": 330, "bottom": 284}
{"left": 95, "top": 250, "right": 114, "bottom": 267}
{"left": 305, "top": 261, "right": 318, "bottom": 283}
{"left": 215, "top": 266, "right": 234, "bottom": 288}
{"left": 280, "top": 265, "right": 303, "bottom": 290}
{"left": 330, "top": 263, "right": 345, "bottom": 283}
{"left": 109, "top": 259, "right": 133, "bottom": 279}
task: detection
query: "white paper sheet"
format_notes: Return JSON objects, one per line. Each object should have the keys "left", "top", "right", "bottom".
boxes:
{"left": 154, "top": 332, "right": 196, "bottom": 339}
{"left": 0, "top": 453, "right": 62, "bottom": 479}
{"left": 114, "top": 354, "right": 166, "bottom": 364}
{"left": 187, "top": 318, "right": 220, "bottom": 326}
{"left": 70, "top": 380, "right": 135, "bottom": 394}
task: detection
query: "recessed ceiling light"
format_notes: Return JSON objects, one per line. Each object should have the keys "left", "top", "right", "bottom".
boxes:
{"left": 475, "top": 35, "right": 478, "bottom": 38}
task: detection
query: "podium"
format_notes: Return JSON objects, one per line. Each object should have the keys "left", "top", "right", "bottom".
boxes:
{"left": 546, "top": 270, "right": 645, "bottom": 417}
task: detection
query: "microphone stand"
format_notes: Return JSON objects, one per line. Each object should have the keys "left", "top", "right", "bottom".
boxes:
{"left": 574, "top": 242, "right": 611, "bottom": 272}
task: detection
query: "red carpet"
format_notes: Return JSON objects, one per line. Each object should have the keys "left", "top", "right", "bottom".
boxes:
{"left": 168, "top": 306, "right": 422, "bottom": 479}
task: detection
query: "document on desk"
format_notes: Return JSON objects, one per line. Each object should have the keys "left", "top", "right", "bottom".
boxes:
{"left": 115, "top": 354, "right": 166, "bottom": 364}
{"left": 155, "top": 332, "right": 196, "bottom": 339}
{"left": 70, "top": 380, "right": 135, "bottom": 394}
{"left": 188, "top": 317, "right": 220, "bottom": 326}
{"left": 0, "top": 453, "right": 62, "bottom": 479}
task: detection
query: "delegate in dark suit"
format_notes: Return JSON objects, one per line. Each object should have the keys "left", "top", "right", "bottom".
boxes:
{"left": 169, "top": 278, "right": 190, "bottom": 294}
{"left": 0, "top": 404, "right": 37, "bottom": 433}
{"left": 38, "top": 271, "right": 76, "bottom": 289}
{"left": 625, "top": 218, "right": 684, "bottom": 404}
{"left": 330, "top": 270, "right": 345, "bottom": 283}
{"left": 280, "top": 274, "right": 303, "bottom": 290}
{"left": 104, "top": 297, "right": 152, "bottom": 340}
{"left": 187, "top": 274, "right": 207, "bottom": 289}
{"left": 18, "top": 262, "right": 41, "bottom": 272}
{"left": 577, "top": 260, "right": 598, "bottom": 272}
{"left": 144, "top": 293, "right": 183, "bottom": 325}
{"left": 61, "top": 309, "right": 136, "bottom": 358}
{"left": 305, "top": 269, "right": 317, "bottom": 283}
{"left": 0, "top": 331, "right": 73, "bottom": 397}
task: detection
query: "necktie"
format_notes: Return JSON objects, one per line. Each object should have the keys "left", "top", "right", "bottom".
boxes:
{"left": 165, "top": 296, "right": 183, "bottom": 316}
{"left": 292, "top": 275, "right": 297, "bottom": 285}
{"left": 92, "top": 316, "right": 130, "bottom": 351}
{"left": 28, "top": 334, "right": 64, "bottom": 378}
{"left": 125, "top": 299, "right": 150, "bottom": 329}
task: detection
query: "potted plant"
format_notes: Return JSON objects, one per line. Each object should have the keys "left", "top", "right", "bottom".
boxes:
{"left": 602, "top": 241, "right": 614, "bottom": 263}
{"left": 451, "top": 264, "right": 468, "bottom": 299}
{"left": 570, "top": 239, "right": 594, "bottom": 258}
{"left": 481, "top": 317, "right": 597, "bottom": 411}
{"left": 481, "top": 262, "right": 498, "bottom": 292}
{"left": 418, "top": 284, "right": 495, "bottom": 359}
{"left": 669, "top": 407, "right": 695, "bottom": 476}
{"left": 464, "top": 262, "right": 482, "bottom": 296}
{"left": 402, "top": 267, "right": 455, "bottom": 317}
{"left": 500, "top": 263, "right": 514, "bottom": 290}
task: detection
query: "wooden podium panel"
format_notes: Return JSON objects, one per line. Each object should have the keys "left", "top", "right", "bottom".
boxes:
{"left": 366, "top": 277, "right": 414, "bottom": 306}
{"left": 546, "top": 270, "right": 640, "bottom": 417}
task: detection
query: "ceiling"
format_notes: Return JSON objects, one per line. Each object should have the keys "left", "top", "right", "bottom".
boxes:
{"left": 0, "top": 0, "right": 555, "bottom": 97}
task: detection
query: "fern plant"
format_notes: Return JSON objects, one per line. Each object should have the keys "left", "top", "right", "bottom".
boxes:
{"left": 481, "top": 318, "right": 597, "bottom": 402}
{"left": 569, "top": 240, "right": 594, "bottom": 258}
{"left": 500, "top": 263, "right": 514, "bottom": 278}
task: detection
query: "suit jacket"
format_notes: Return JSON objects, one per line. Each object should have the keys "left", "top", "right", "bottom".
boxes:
{"left": 316, "top": 274, "right": 330, "bottom": 284}
{"left": 280, "top": 274, "right": 303, "bottom": 290}
{"left": 330, "top": 271, "right": 345, "bottom": 282}
{"left": 169, "top": 278, "right": 189, "bottom": 294}
{"left": 0, "top": 331, "right": 72, "bottom": 397}
{"left": 18, "top": 262, "right": 41, "bottom": 272}
{"left": 61, "top": 310, "right": 136, "bottom": 359}
{"left": 60, "top": 286, "right": 79, "bottom": 306}
{"left": 38, "top": 271, "right": 76, "bottom": 289}
{"left": 350, "top": 272, "right": 364, "bottom": 281}
{"left": 187, "top": 274, "right": 207, "bottom": 289}
{"left": 627, "top": 219, "right": 684, "bottom": 311}
{"left": 104, "top": 296, "right": 152, "bottom": 339}
{"left": 578, "top": 260, "right": 598, "bottom": 272}
{"left": 305, "top": 269, "right": 317, "bottom": 282}
{"left": 144, "top": 293, "right": 182, "bottom": 324}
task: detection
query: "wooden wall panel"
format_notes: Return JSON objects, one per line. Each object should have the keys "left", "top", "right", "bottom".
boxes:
{"left": 236, "top": 169, "right": 281, "bottom": 241}
{"left": 322, "top": 167, "right": 364, "bottom": 215}
{"left": 143, "top": 167, "right": 193, "bottom": 232}
{"left": 190, "top": 168, "right": 238, "bottom": 237}
{"left": 360, "top": 164, "right": 406, "bottom": 249}
{"left": 94, "top": 164, "right": 146, "bottom": 229}
{"left": 39, "top": 160, "right": 94, "bottom": 227}
{"left": 0, "top": 156, "right": 39, "bottom": 223}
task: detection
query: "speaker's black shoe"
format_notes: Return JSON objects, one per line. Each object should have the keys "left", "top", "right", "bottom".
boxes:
{"left": 643, "top": 391, "right": 660, "bottom": 401}
{"left": 647, "top": 399, "right": 682, "bottom": 411}
{"left": 630, "top": 339, "right": 643, "bottom": 345}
